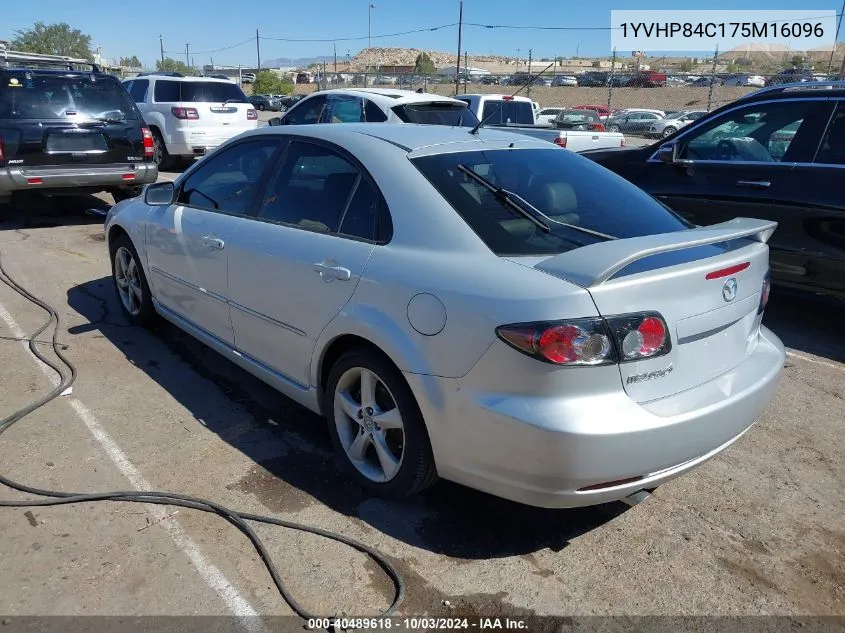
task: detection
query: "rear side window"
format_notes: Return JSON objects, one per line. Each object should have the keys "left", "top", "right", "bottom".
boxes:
{"left": 0, "top": 71, "right": 138, "bottom": 121}
{"left": 391, "top": 102, "right": 477, "bottom": 127}
{"left": 412, "top": 148, "right": 691, "bottom": 256}
{"left": 480, "top": 100, "right": 534, "bottom": 125}
{"left": 153, "top": 80, "right": 180, "bottom": 103}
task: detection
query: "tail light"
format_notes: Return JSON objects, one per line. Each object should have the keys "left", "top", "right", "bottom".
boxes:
{"left": 247, "top": 108, "right": 258, "bottom": 120}
{"left": 171, "top": 107, "right": 199, "bottom": 120}
{"left": 553, "top": 136, "right": 567, "bottom": 148}
{"left": 758, "top": 272, "right": 771, "bottom": 315}
{"left": 496, "top": 312, "right": 671, "bottom": 366}
{"left": 0, "top": 137, "right": 4, "bottom": 162}
{"left": 141, "top": 127, "right": 154, "bottom": 159}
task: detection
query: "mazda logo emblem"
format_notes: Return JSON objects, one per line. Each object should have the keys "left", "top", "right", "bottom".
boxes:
{"left": 722, "top": 278, "right": 738, "bottom": 302}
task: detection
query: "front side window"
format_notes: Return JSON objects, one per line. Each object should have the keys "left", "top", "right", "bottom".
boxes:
{"left": 679, "top": 101, "right": 827, "bottom": 163}
{"left": 177, "top": 139, "right": 279, "bottom": 214}
{"left": 814, "top": 106, "right": 845, "bottom": 165}
{"left": 412, "top": 148, "right": 692, "bottom": 257}
{"left": 258, "top": 140, "right": 377, "bottom": 239}
{"left": 283, "top": 95, "right": 326, "bottom": 125}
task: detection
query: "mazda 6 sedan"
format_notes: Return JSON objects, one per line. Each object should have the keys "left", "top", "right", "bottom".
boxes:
{"left": 104, "top": 124, "right": 785, "bottom": 508}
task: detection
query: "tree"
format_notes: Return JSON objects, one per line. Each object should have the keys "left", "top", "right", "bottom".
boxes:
{"left": 252, "top": 70, "right": 293, "bottom": 95}
{"left": 678, "top": 59, "right": 695, "bottom": 72}
{"left": 156, "top": 57, "right": 195, "bottom": 75}
{"left": 11, "top": 21, "right": 92, "bottom": 60}
{"left": 413, "top": 52, "right": 436, "bottom": 75}
{"left": 120, "top": 55, "right": 142, "bottom": 68}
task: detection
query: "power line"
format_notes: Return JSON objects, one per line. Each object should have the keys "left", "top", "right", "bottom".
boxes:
{"left": 259, "top": 22, "right": 457, "bottom": 42}
{"left": 163, "top": 36, "right": 254, "bottom": 56}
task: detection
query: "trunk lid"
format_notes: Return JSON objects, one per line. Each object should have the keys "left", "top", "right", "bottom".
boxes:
{"left": 534, "top": 218, "right": 776, "bottom": 402}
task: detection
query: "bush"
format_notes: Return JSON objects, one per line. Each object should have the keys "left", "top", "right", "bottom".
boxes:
{"left": 253, "top": 70, "right": 294, "bottom": 95}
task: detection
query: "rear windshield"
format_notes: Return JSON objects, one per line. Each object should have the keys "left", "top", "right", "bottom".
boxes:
{"left": 556, "top": 110, "right": 599, "bottom": 124}
{"left": 412, "top": 149, "right": 692, "bottom": 256}
{"left": 0, "top": 71, "right": 137, "bottom": 121}
{"left": 480, "top": 100, "right": 534, "bottom": 125}
{"left": 153, "top": 80, "right": 248, "bottom": 103}
{"left": 391, "top": 102, "right": 478, "bottom": 127}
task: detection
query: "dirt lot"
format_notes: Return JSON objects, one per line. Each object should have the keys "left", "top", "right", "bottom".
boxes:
{"left": 0, "top": 178, "right": 843, "bottom": 623}
{"left": 288, "top": 82, "right": 757, "bottom": 112}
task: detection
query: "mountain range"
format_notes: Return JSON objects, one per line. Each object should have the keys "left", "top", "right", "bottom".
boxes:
{"left": 262, "top": 55, "right": 336, "bottom": 68}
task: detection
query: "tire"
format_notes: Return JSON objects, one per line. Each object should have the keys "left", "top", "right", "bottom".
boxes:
{"left": 608, "top": 124, "right": 621, "bottom": 133}
{"left": 150, "top": 128, "right": 175, "bottom": 171}
{"left": 109, "top": 234, "right": 156, "bottom": 328}
{"left": 662, "top": 126, "right": 677, "bottom": 138}
{"left": 258, "top": 104, "right": 265, "bottom": 111}
{"left": 111, "top": 185, "right": 143, "bottom": 203}
{"left": 324, "top": 347, "right": 437, "bottom": 499}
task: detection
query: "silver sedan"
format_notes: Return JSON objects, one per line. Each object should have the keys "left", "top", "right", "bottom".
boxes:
{"left": 105, "top": 124, "right": 785, "bottom": 508}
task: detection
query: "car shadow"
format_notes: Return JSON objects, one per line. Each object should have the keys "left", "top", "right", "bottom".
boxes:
{"left": 763, "top": 288, "right": 845, "bottom": 364}
{"left": 66, "top": 276, "right": 628, "bottom": 559}
{"left": 0, "top": 192, "right": 111, "bottom": 230}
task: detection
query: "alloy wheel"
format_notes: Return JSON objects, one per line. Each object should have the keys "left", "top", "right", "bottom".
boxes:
{"left": 114, "top": 246, "right": 143, "bottom": 316}
{"left": 333, "top": 367, "right": 405, "bottom": 483}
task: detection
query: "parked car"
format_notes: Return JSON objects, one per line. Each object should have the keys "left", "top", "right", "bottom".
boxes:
{"left": 296, "top": 72, "right": 313, "bottom": 84}
{"left": 480, "top": 75, "right": 500, "bottom": 85}
{"left": 765, "top": 68, "right": 814, "bottom": 86}
{"left": 723, "top": 74, "right": 765, "bottom": 87}
{"left": 1, "top": 55, "right": 157, "bottom": 205}
{"left": 271, "top": 89, "right": 477, "bottom": 127}
{"left": 533, "top": 76, "right": 552, "bottom": 87}
{"left": 105, "top": 123, "right": 784, "bottom": 506}
{"left": 691, "top": 77, "right": 724, "bottom": 87}
{"left": 582, "top": 81, "right": 845, "bottom": 299}
{"left": 553, "top": 109, "right": 606, "bottom": 131}
{"left": 577, "top": 72, "right": 609, "bottom": 87}
{"left": 609, "top": 74, "right": 632, "bottom": 87}
{"left": 551, "top": 75, "right": 577, "bottom": 87}
{"left": 626, "top": 71, "right": 668, "bottom": 87}
{"left": 248, "top": 94, "right": 283, "bottom": 111}
{"left": 122, "top": 74, "right": 257, "bottom": 170}
{"left": 241, "top": 72, "right": 256, "bottom": 84}
{"left": 535, "top": 107, "right": 565, "bottom": 126}
{"left": 646, "top": 110, "right": 708, "bottom": 138}
{"left": 605, "top": 109, "right": 665, "bottom": 134}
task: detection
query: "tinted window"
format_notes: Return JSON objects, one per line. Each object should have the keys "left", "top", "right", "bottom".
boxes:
{"left": 153, "top": 80, "right": 180, "bottom": 103}
{"left": 339, "top": 180, "right": 378, "bottom": 240}
{"left": 480, "top": 100, "right": 534, "bottom": 125}
{"left": 181, "top": 81, "right": 247, "bottom": 103}
{"left": 680, "top": 101, "right": 825, "bottom": 163}
{"left": 412, "top": 148, "right": 691, "bottom": 256}
{"left": 365, "top": 99, "right": 388, "bottom": 122}
{"left": 177, "top": 139, "right": 279, "bottom": 214}
{"left": 128, "top": 79, "right": 149, "bottom": 103}
{"left": 813, "top": 105, "right": 845, "bottom": 164}
{"left": 391, "top": 102, "right": 477, "bottom": 127}
{"left": 258, "top": 141, "right": 366, "bottom": 234}
{"left": 325, "top": 95, "right": 364, "bottom": 123}
{"left": 0, "top": 71, "right": 137, "bottom": 121}
{"left": 283, "top": 95, "right": 326, "bottom": 125}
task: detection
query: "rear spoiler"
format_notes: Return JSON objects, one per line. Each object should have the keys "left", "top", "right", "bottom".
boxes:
{"left": 536, "top": 217, "right": 778, "bottom": 288}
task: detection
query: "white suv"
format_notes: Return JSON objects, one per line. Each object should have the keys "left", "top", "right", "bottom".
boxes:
{"left": 122, "top": 73, "right": 258, "bottom": 170}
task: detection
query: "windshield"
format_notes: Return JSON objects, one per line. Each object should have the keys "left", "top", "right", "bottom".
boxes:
{"left": 391, "top": 102, "right": 478, "bottom": 127}
{"left": 180, "top": 81, "right": 248, "bottom": 103}
{"left": 412, "top": 148, "right": 692, "bottom": 256}
{"left": 0, "top": 71, "right": 137, "bottom": 121}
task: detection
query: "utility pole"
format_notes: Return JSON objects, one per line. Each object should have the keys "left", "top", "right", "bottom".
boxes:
{"left": 368, "top": 4, "right": 375, "bottom": 51}
{"left": 464, "top": 51, "right": 468, "bottom": 91}
{"left": 455, "top": 0, "right": 463, "bottom": 96}
{"left": 185, "top": 43, "right": 189, "bottom": 69}
{"left": 527, "top": 48, "right": 533, "bottom": 98}
{"left": 256, "top": 29, "right": 261, "bottom": 70}
{"left": 159, "top": 35, "right": 165, "bottom": 67}
{"left": 707, "top": 46, "right": 719, "bottom": 111}
{"left": 607, "top": 48, "right": 617, "bottom": 114}
{"left": 334, "top": 42, "right": 337, "bottom": 74}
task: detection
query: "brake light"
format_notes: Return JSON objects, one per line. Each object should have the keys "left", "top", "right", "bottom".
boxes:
{"left": 502, "top": 95, "right": 513, "bottom": 101}
{"left": 171, "top": 107, "right": 199, "bottom": 120}
{"left": 141, "top": 127, "right": 154, "bottom": 159}
{"left": 758, "top": 272, "right": 771, "bottom": 315}
{"left": 0, "top": 137, "right": 4, "bottom": 161}
{"left": 553, "top": 136, "right": 567, "bottom": 148}
{"left": 705, "top": 261, "right": 750, "bottom": 280}
{"left": 247, "top": 108, "right": 258, "bottom": 120}
{"left": 497, "top": 312, "right": 671, "bottom": 366}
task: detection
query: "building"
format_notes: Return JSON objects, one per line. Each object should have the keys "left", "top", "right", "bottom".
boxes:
{"left": 436, "top": 65, "right": 491, "bottom": 78}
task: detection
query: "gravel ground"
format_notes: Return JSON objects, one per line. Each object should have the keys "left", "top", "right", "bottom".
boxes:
{"left": 0, "top": 176, "right": 842, "bottom": 623}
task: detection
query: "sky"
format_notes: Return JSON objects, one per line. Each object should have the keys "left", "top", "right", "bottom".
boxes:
{"left": 2, "top": 0, "right": 840, "bottom": 68}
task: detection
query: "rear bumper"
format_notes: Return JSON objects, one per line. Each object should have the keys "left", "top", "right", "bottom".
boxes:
{"left": 0, "top": 162, "right": 158, "bottom": 196}
{"left": 405, "top": 326, "right": 785, "bottom": 508}
{"left": 166, "top": 125, "right": 257, "bottom": 157}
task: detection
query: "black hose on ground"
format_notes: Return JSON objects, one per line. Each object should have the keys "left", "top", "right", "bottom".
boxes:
{"left": 0, "top": 249, "right": 405, "bottom": 621}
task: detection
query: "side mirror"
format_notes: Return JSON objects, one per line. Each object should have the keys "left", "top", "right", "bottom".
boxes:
{"left": 657, "top": 142, "right": 692, "bottom": 166}
{"left": 268, "top": 116, "right": 285, "bottom": 126}
{"left": 144, "top": 181, "right": 175, "bottom": 206}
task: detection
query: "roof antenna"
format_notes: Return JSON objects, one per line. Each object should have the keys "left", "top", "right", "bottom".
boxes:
{"left": 469, "top": 62, "right": 554, "bottom": 135}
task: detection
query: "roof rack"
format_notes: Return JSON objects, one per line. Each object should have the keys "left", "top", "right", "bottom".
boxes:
{"left": 0, "top": 43, "right": 102, "bottom": 72}
{"left": 740, "top": 80, "right": 845, "bottom": 100}
{"left": 136, "top": 71, "right": 184, "bottom": 77}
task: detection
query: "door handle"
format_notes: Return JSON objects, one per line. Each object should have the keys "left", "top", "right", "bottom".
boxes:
{"left": 313, "top": 261, "right": 351, "bottom": 281}
{"left": 201, "top": 235, "right": 225, "bottom": 250}
{"left": 736, "top": 180, "right": 771, "bottom": 189}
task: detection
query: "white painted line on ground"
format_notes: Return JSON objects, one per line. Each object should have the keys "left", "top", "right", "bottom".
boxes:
{"left": 0, "top": 297, "right": 263, "bottom": 626}
{"left": 786, "top": 350, "right": 844, "bottom": 372}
